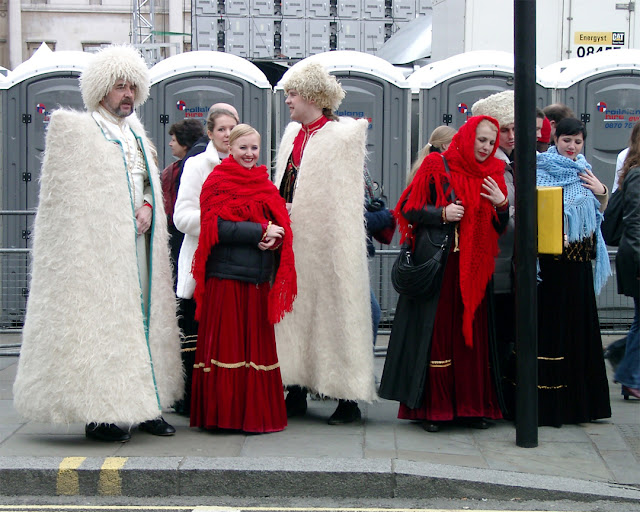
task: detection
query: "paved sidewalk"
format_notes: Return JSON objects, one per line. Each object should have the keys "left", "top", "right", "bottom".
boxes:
{"left": 0, "top": 334, "right": 638, "bottom": 502}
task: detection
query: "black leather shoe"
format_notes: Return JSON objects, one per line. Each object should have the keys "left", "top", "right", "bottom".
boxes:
{"left": 285, "top": 386, "right": 308, "bottom": 418}
{"left": 328, "top": 400, "right": 361, "bottom": 425}
{"left": 422, "top": 421, "right": 440, "bottom": 433}
{"left": 85, "top": 422, "right": 131, "bottom": 442}
{"left": 138, "top": 417, "right": 176, "bottom": 436}
{"left": 469, "top": 418, "right": 492, "bottom": 430}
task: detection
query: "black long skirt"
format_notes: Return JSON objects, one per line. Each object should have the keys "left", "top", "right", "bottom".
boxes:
{"left": 537, "top": 256, "right": 611, "bottom": 427}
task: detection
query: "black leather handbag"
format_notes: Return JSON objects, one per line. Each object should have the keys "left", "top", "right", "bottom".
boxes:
{"left": 391, "top": 155, "right": 454, "bottom": 297}
{"left": 391, "top": 232, "right": 450, "bottom": 297}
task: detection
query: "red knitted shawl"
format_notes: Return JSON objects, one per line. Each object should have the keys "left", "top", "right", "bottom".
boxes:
{"left": 192, "top": 156, "right": 297, "bottom": 324}
{"left": 396, "top": 115, "right": 507, "bottom": 347}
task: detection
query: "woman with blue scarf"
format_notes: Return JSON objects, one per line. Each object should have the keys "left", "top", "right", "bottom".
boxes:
{"left": 536, "top": 117, "right": 612, "bottom": 427}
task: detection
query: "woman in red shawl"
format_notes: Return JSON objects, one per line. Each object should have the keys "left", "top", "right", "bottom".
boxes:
{"left": 190, "top": 124, "right": 296, "bottom": 433}
{"left": 379, "top": 116, "right": 509, "bottom": 432}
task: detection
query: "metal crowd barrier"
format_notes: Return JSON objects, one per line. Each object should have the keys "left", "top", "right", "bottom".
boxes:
{"left": 372, "top": 248, "right": 634, "bottom": 356}
{"left": 0, "top": 234, "right": 634, "bottom": 357}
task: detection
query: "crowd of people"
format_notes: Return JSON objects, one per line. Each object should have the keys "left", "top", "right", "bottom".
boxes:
{"left": 11, "top": 44, "right": 638, "bottom": 443}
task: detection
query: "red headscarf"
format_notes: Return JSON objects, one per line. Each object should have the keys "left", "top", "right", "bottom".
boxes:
{"left": 538, "top": 116, "right": 551, "bottom": 143}
{"left": 396, "top": 115, "right": 507, "bottom": 347}
{"left": 192, "top": 155, "right": 297, "bottom": 324}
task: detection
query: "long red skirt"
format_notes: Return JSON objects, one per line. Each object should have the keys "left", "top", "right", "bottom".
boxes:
{"left": 399, "top": 252, "right": 502, "bottom": 422}
{"left": 190, "top": 277, "right": 287, "bottom": 433}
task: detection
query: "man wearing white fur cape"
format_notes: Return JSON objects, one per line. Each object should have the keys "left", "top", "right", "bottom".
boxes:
{"left": 275, "top": 62, "right": 377, "bottom": 424}
{"left": 13, "top": 45, "right": 183, "bottom": 442}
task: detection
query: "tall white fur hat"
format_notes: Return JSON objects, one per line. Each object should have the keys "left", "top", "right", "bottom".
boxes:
{"left": 471, "top": 90, "right": 515, "bottom": 128}
{"left": 282, "top": 61, "right": 345, "bottom": 111}
{"left": 80, "top": 45, "right": 150, "bottom": 112}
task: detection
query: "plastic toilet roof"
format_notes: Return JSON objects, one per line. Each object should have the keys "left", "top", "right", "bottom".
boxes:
{"left": 275, "top": 50, "right": 409, "bottom": 90}
{"left": 407, "top": 50, "right": 554, "bottom": 92}
{"left": 3, "top": 43, "right": 91, "bottom": 88}
{"left": 407, "top": 51, "right": 515, "bottom": 91}
{"left": 543, "top": 49, "right": 640, "bottom": 89}
{"left": 149, "top": 51, "right": 270, "bottom": 88}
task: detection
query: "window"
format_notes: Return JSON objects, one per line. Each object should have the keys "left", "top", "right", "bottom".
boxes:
{"left": 82, "top": 42, "right": 111, "bottom": 53}
{"left": 27, "top": 42, "right": 55, "bottom": 55}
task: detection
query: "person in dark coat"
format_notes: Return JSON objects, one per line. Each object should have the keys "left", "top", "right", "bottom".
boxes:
{"left": 161, "top": 118, "right": 205, "bottom": 280}
{"left": 613, "top": 122, "right": 640, "bottom": 400}
{"left": 379, "top": 115, "right": 509, "bottom": 432}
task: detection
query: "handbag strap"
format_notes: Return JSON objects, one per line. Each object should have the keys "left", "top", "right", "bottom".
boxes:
{"left": 441, "top": 155, "right": 456, "bottom": 202}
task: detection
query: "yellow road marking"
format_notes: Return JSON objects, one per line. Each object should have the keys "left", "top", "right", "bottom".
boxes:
{"left": 97, "top": 457, "right": 127, "bottom": 496}
{"left": 55, "top": 457, "right": 86, "bottom": 496}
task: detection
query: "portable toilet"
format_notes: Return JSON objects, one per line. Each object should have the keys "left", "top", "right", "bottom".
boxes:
{"left": 548, "top": 49, "right": 640, "bottom": 191}
{"left": 273, "top": 50, "right": 412, "bottom": 324}
{"left": 408, "top": 51, "right": 553, "bottom": 155}
{"left": 144, "top": 51, "right": 272, "bottom": 171}
{"left": 546, "top": 49, "right": 640, "bottom": 330}
{"left": 1, "top": 45, "right": 91, "bottom": 327}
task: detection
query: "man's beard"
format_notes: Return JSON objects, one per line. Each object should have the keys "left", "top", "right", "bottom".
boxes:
{"left": 114, "top": 101, "right": 134, "bottom": 117}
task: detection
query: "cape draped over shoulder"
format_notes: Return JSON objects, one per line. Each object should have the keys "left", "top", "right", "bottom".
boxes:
{"left": 13, "top": 109, "right": 183, "bottom": 424}
{"left": 273, "top": 118, "right": 376, "bottom": 401}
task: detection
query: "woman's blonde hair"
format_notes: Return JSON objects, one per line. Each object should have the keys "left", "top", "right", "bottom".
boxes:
{"left": 406, "top": 126, "right": 457, "bottom": 185}
{"left": 228, "top": 124, "right": 260, "bottom": 147}
{"left": 476, "top": 118, "right": 499, "bottom": 134}
{"left": 206, "top": 108, "right": 239, "bottom": 133}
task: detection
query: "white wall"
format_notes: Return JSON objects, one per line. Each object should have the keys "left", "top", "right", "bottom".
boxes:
{"left": 431, "top": 0, "right": 639, "bottom": 67}
{"left": 0, "top": 0, "right": 192, "bottom": 69}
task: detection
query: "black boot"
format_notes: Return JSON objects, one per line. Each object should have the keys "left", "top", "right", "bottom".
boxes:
{"left": 85, "top": 422, "right": 131, "bottom": 442}
{"left": 328, "top": 399, "right": 361, "bottom": 425}
{"left": 285, "top": 386, "right": 308, "bottom": 418}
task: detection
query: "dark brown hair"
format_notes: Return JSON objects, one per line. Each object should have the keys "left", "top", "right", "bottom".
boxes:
{"left": 620, "top": 121, "right": 640, "bottom": 187}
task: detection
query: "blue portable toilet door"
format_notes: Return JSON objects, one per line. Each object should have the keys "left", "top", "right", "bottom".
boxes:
{"left": 450, "top": 76, "right": 513, "bottom": 129}
{"left": 158, "top": 78, "right": 244, "bottom": 169}
{"left": 423, "top": 74, "right": 512, "bottom": 150}
{"left": 337, "top": 78, "right": 384, "bottom": 199}
{"left": 582, "top": 74, "right": 640, "bottom": 191}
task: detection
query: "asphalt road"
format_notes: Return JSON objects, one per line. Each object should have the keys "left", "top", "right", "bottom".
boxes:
{"left": 0, "top": 497, "right": 637, "bottom": 512}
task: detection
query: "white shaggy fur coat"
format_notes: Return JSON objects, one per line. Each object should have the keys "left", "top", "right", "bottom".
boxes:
{"left": 13, "top": 109, "right": 183, "bottom": 424}
{"left": 274, "top": 118, "right": 376, "bottom": 401}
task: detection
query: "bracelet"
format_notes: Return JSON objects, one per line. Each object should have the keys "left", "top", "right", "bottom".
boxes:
{"left": 143, "top": 201, "right": 153, "bottom": 210}
{"left": 260, "top": 221, "right": 272, "bottom": 242}
{"left": 495, "top": 197, "right": 508, "bottom": 209}
{"left": 442, "top": 207, "right": 448, "bottom": 223}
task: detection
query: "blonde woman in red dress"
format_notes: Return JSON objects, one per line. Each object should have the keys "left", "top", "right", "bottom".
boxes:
{"left": 190, "top": 124, "right": 296, "bottom": 433}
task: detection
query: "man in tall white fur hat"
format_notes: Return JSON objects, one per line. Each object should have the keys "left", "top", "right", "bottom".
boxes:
{"left": 275, "top": 61, "right": 376, "bottom": 424}
{"left": 13, "top": 45, "right": 183, "bottom": 442}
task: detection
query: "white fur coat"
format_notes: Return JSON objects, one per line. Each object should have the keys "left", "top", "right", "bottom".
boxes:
{"left": 274, "top": 118, "right": 376, "bottom": 401}
{"left": 13, "top": 109, "right": 183, "bottom": 424}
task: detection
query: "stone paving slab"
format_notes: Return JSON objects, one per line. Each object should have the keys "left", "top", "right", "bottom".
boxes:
{"left": 0, "top": 347, "right": 638, "bottom": 501}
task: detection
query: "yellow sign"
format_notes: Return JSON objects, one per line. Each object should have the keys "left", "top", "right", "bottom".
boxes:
{"left": 574, "top": 32, "right": 614, "bottom": 45}
{"left": 537, "top": 186, "right": 564, "bottom": 255}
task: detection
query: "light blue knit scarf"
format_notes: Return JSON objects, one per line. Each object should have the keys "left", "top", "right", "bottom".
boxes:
{"left": 536, "top": 146, "right": 611, "bottom": 294}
